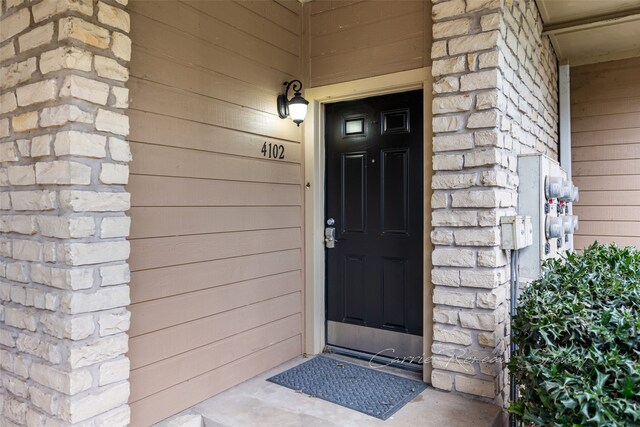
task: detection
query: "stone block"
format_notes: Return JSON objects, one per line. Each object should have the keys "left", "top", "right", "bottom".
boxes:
{"left": 95, "top": 56, "right": 129, "bottom": 82}
{"left": 100, "top": 216, "right": 131, "bottom": 238}
{"left": 433, "top": 133, "right": 473, "bottom": 152}
{"left": 7, "top": 165, "right": 35, "bottom": 186}
{"left": 0, "top": 8, "right": 30, "bottom": 43}
{"left": 480, "top": 13, "right": 502, "bottom": 31}
{"left": 111, "top": 33, "right": 132, "bottom": 62}
{"left": 432, "top": 56, "right": 466, "bottom": 77}
{"left": 60, "top": 190, "right": 131, "bottom": 212}
{"left": 16, "top": 334, "right": 62, "bottom": 364}
{"left": 40, "top": 104, "right": 93, "bottom": 127}
{"left": 0, "top": 92, "right": 18, "bottom": 114}
{"left": 433, "top": 115, "right": 463, "bottom": 133}
{"left": 95, "top": 109, "right": 129, "bottom": 135}
{"left": 432, "top": 192, "right": 448, "bottom": 209}
{"left": 29, "top": 363, "right": 93, "bottom": 395}
{"left": 432, "top": 248, "right": 475, "bottom": 267}
{"left": 448, "top": 31, "right": 499, "bottom": 55}
{"left": 432, "top": 94, "right": 472, "bottom": 113}
{"left": 98, "top": 2, "right": 130, "bottom": 32}
{"left": 61, "top": 382, "right": 129, "bottom": 423}
{"left": 432, "top": 0, "right": 465, "bottom": 20}
{"left": 108, "top": 138, "right": 132, "bottom": 162}
{"left": 37, "top": 216, "right": 95, "bottom": 239}
{"left": 10, "top": 190, "right": 57, "bottom": 211}
{"left": 4, "top": 306, "right": 38, "bottom": 331}
{"left": 431, "top": 229, "right": 454, "bottom": 245}
{"left": 12, "top": 239, "right": 41, "bottom": 262}
{"left": 40, "top": 46, "right": 93, "bottom": 74}
{"left": 60, "top": 75, "right": 110, "bottom": 105}
{"left": 100, "top": 163, "right": 129, "bottom": 184}
{"left": 99, "top": 358, "right": 130, "bottom": 386}
{"left": 466, "top": 0, "right": 502, "bottom": 12}
{"left": 0, "top": 58, "right": 37, "bottom": 90}
{"left": 40, "top": 313, "right": 95, "bottom": 340}
{"left": 12, "top": 111, "right": 39, "bottom": 133}
{"left": 434, "top": 288, "right": 475, "bottom": 308}
{"left": 60, "top": 285, "right": 129, "bottom": 315}
{"left": 55, "top": 131, "right": 107, "bottom": 158}
{"left": 432, "top": 268, "right": 461, "bottom": 287}
{"left": 460, "top": 69, "right": 500, "bottom": 91}
{"left": 18, "top": 23, "right": 54, "bottom": 52}
{"left": 0, "top": 42, "right": 16, "bottom": 63}
{"left": 59, "top": 241, "right": 130, "bottom": 266}
{"left": 431, "top": 370, "right": 454, "bottom": 391}
{"left": 67, "top": 334, "right": 128, "bottom": 368}
{"left": 433, "top": 307, "right": 460, "bottom": 325}
{"left": 432, "top": 355, "right": 475, "bottom": 374}
{"left": 451, "top": 189, "right": 510, "bottom": 208}
{"left": 434, "top": 325, "right": 472, "bottom": 345}
{"left": 98, "top": 310, "right": 131, "bottom": 336}
{"left": 432, "top": 210, "right": 477, "bottom": 226}
{"left": 467, "top": 110, "right": 500, "bottom": 129}
{"left": 454, "top": 228, "right": 501, "bottom": 246}
{"left": 32, "top": 0, "right": 93, "bottom": 22}
{"left": 432, "top": 173, "right": 477, "bottom": 189}
{"left": 433, "top": 76, "right": 459, "bottom": 94}
{"left": 58, "top": 17, "right": 110, "bottom": 49}
{"left": 459, "top": 311, "right": 499, "bottom": 331}
{"left": 35, "top": 161, "right": 92, "bottom": 185}
{"left": 30, "top": 265, "right": 94, "bottom": 290}
{"left": 111, "top": 86, "right": 129, "bottom": 108}
{"left": 433, "top": 18, "right": 471, "bottom": 39}
{"left": 477, "top": 248, "right": 508, "bottom": 267}
{"left": 460, "top": 267, "right": 506, "bottom": 289}
{"left": 433, "top": 154, "right": 463, "bottom": 170}
{"left": 100, "top": 264, "right": 130, "bottom": 286}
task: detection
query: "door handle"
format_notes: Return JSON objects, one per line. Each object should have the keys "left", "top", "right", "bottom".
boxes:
{"left": 325, "top": 227, "right": 336, "bottom": 248}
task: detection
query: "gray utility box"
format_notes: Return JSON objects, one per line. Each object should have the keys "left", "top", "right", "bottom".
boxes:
{"left": 517, "top": 154, "right": 578, "bottom": 282}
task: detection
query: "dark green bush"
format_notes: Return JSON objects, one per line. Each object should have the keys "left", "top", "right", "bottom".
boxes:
{"left": 509, "top": 243, "right": 640, "bottom": 426}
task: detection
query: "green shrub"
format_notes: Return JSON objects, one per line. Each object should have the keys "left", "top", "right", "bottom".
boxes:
{"left": 509, "top": 243, "right": 640, "bottom": 426}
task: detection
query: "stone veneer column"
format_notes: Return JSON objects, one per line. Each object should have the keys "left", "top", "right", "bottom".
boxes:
{"left": 0, "top": 0, "right": 132, "bottom": 425}
{"left": 429, "top": 0, "right": 558, "bottom": 406}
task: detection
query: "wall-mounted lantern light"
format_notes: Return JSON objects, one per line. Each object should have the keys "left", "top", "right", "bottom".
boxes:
{"left": 277, "top": 80, "right": 308, "bottom": 127}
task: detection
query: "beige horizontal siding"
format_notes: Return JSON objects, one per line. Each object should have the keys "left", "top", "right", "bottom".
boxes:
{"left": 571, "top": 57, "right": 640, "bottom": 250}
{"left": 127, "top": 1, "right": 304, "bottom": 425}
{"left": 306, "top": 0, "right": 431, "bottom": 87}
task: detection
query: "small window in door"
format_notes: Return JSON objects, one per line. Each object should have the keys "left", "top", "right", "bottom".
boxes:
{"left": 381, "top": 109, "right": 410, "bottom": 134}
{"left": 343, "top": 115, "right": 366, "bottom": 137}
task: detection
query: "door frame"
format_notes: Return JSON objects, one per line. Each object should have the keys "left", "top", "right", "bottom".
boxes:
{"left": 302, "top": 67, "right": 434, "bottom": 382}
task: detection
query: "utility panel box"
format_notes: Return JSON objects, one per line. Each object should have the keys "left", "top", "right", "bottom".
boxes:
{"left": 518, "top": 154, "right": 579, "bottom": 281}
{"left": 500, "top": 215, "right": 533, "bottom": 250}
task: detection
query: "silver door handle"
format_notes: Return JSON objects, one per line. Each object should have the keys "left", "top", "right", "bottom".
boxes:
{"left": 325, "top": 227, "right": 336, "bottom": 248}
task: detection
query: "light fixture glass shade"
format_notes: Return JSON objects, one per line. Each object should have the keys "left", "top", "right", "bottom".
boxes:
{"left": 288, "top": 94, "right": 308, "bottom": 126}
{"left": 278, "top": 80, "right": 308, "bottom": 126}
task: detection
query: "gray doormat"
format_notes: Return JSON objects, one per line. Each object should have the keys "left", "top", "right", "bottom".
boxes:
{"left": 266, "top": 355, "right": 427, "bottom": 420}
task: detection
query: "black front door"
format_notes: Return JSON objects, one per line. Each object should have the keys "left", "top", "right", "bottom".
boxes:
{"left": 325, "top": 90, "right": 423, "bottom": 361}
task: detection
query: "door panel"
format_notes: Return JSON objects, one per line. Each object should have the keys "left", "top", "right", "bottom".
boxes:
{"left": 325, "top": 90, "right": 423, "bottom": 359}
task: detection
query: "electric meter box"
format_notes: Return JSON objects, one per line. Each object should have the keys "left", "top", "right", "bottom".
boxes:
{"left": 518, "top": 154, "right": 578, "bottom": 282}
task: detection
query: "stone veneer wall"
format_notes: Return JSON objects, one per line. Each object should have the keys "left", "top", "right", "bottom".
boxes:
{"left": 429, "top": 0, "right": 558, "bottom": 406}
{"left": 0, "top": 0, "right": 132, "bottom": 425}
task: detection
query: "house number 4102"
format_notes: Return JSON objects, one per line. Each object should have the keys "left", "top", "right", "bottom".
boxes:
{"left": 262, "top": 142, "right": 285, "bottom": 160}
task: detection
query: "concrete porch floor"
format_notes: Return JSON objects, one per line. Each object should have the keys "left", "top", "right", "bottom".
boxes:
{"left": 160, "top": 355, "right": 503, "bottom": 427}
